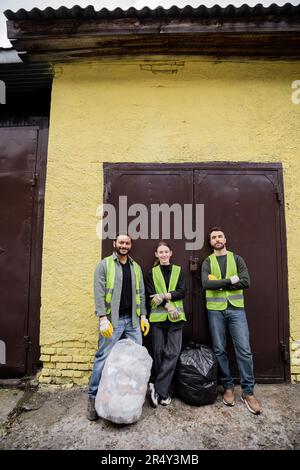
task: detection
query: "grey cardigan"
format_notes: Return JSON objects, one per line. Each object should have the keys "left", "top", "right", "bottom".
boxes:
{"left": 94, "top": 252, "right": 147, "bottom": 328}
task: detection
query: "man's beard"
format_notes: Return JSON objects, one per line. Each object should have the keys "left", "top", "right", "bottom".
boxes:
{"left": 115, "top": 247, "right": 130, "bottom": 256}
{"left": 214, "top": 243, "right": 225, "bottom": 250}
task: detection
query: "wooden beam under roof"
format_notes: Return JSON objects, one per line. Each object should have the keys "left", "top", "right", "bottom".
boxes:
{"left": 5, "top": 4, "right": 300, "bottom": 62}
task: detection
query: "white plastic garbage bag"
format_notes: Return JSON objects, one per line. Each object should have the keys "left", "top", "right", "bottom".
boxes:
{"left": 95, "top": 338, "right": 152, "bottom": 424}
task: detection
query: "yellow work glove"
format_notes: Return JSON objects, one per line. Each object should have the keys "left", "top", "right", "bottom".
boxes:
{"left": 140, "top": 315, "right": 150, "bottom": 336}
{"left": 208, "top": 274, "right": 218, "bottom": 280}
{"left": 99, "top": 317, "right": 114, "bottom": 338}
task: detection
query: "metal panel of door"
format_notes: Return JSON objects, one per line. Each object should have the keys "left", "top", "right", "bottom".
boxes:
{"left": 103, "top": 163, "right": 289, "bottom": 382}
{"left": 0, "top": 128, "right": 37, "bottom": 377}
{"left": 194, "top": 167, "right": 289, "bottom": 382}
{"left": 102, "top": 166, "right": 193, "bottom": 343}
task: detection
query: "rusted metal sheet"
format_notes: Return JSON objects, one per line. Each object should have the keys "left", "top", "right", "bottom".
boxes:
{"left": 0, "top": 128, "right": 36, "bottom": 376}
{"left": 194, "top": 168, "right": 288, "bottom": 382}
{"left": 103, "top": 162, "right": 289, "bottom": 382}
{"left": 0, "top": 124, "right": 48, "bottom": 378}
{"left": 0, "top": 128, "right": 37, "bottom": 171}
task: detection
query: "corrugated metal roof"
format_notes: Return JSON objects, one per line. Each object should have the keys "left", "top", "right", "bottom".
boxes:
{"left": 4, "top": 3, "right": 300, "bottom": 21}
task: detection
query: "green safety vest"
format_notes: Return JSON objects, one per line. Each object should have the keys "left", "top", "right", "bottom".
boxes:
{"left": 105, "top": 255, "right": 141, "bottom": 317}
{"left": 149, "top": 264, "right": 186, "bottom": 323}
{"left": 206, "top": 251, "right": 244, "bottom": 310}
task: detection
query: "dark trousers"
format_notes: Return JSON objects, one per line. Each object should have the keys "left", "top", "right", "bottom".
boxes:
{"left": 152, "top": 322, "right": 182, "bottom": 399}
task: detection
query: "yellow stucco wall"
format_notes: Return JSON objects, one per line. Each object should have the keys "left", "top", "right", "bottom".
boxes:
{"left": 39, "top": 58, "right": 300, "bottom": 385}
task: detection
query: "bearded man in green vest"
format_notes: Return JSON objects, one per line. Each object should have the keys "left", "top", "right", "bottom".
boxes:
{"left": 201, "top": 227, "right": 261, "bottom": 415}
{"left": 87, "top": 234, "right": 150, "bottom": 421}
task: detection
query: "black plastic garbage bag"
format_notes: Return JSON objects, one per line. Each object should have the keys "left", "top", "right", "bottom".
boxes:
{"left": 176, "top": 342, "right": 218, "bottom": 406}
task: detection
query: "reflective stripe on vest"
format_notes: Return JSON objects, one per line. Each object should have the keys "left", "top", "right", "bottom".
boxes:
{"left": 150, "top": 264, "right": 186, "bottom": 323}
{"left": 206, "top": 251, "right": 244, "bottom": 310}
{"left": 105, "top": 255, "right": 141, "bottom": 316}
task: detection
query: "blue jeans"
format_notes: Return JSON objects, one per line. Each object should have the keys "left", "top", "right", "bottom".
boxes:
{"left": 88, "top": 314, "right": 142, "bottom": 399}
{"left": 207, "top": 308, "right": 255, "bottom": 395}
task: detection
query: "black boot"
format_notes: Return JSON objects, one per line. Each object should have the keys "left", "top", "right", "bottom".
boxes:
{"left": 87, "top": 398, "right": 99, "bottom": 421}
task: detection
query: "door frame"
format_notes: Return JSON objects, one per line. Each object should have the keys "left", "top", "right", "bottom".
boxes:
{"left": 26, "top": 119, "right": 49, "bottom": 375}
{"left": 103, "top": 162, "right": 290, "bottom": 381}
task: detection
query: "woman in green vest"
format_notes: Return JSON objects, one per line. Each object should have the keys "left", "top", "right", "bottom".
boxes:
{"left": 146, "top": 241, "right": 186, "bottom": 407}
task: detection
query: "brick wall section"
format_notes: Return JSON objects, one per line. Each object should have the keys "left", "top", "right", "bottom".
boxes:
{"left": 39, "top": 341, "right": 94, "bottom": 385}
{"left": 291, "top": 341, "right": 300, "bottom": 383}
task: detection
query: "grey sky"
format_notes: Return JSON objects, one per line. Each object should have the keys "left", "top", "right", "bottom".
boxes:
{"left": 1, "top": 0, "right": 299, "bottom": 47}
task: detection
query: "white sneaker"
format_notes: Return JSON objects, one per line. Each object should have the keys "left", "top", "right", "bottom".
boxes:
{"left": 160, "top": 396, "right": 172, "bottom": 406}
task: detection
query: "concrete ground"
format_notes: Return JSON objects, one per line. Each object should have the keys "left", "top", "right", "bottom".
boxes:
{"left": 0, "top": 388, "right": 24, "bottom": 430}
{"left": 0, "top": 383, "right": 299, "bottom": 450}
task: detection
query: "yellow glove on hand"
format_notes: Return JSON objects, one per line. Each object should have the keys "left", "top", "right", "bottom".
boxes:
{"left": 208, "top": 274, "right": 218, "bottom": 280}
{"left": 99, "top": 317, "right": 113, "bottom": 338}
{"left": 140, "top": 315, "right": 150, "bottom": 336}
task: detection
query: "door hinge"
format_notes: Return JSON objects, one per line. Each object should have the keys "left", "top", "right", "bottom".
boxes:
{"left": 280, "top": 340, "right": 289, "bottom": 363}
{"left": 31, "top": 173, "right": 38, "bottom": 187}
{"left": 104, "top": 181, "right": 112, "bottom": 203}
{"left": 275, "top": 188, "right": 283, "bottom": 205}
{"left": 24, "top": 336, "right": 32, "bottom": 351}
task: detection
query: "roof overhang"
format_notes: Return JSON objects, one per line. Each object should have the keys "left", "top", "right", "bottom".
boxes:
{"left": 4, "top": 3, "right": 300, "bottom": 62}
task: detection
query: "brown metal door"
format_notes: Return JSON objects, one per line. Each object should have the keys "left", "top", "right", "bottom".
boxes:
{"left": 103, "top": 163, "right": 289, "bottom": 382}
{"left": 0, "top": 128, "right": 38, "bottom": 377}
{"left": 194, "top": 167, "right": 289, "bottom": 382}
{"left": 102, "top": 166, "right": 193, "bottom": 344}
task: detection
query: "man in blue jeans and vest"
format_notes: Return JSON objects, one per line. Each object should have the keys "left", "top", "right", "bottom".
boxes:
{"left": 201, "top": 227, "right": 261, "bottom": 415}
{"left": 87, "top": 234, "right": 150, "bottom": 420}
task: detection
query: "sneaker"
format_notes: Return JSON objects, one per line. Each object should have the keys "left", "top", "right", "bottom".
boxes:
{"left": 87, "top": 398, "right": 99, "bottom": 421}
{"left": 149, "top": 382, "right": 159, "bottom": 408}
{"left": 241, "top": 392, "right": 261, "bottom": 415}
{"left": 223, "top": 388, "right": 235, "bottom": 407}
{"left": 160, "top": 396, "right": 172, "bottom": 406}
